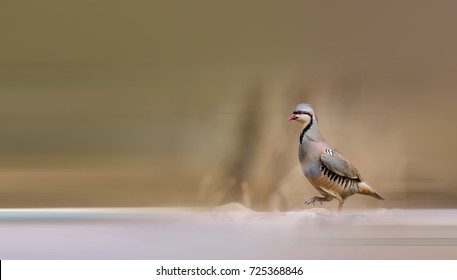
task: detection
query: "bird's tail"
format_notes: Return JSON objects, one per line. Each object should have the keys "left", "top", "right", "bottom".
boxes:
{"left": 357, "top": 182, "right": 385, "bottom": 200}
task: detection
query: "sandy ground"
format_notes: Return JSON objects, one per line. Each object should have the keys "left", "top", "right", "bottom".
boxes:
{"left": 1, "top": 205, "right": 457, "bottom": 259}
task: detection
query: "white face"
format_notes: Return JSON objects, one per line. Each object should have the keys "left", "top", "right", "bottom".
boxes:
{"left": 295, "top": 113, "right": 312, "bottom": 125}
{"left": 289, "top": 111, "right": 312, "bottom": 125}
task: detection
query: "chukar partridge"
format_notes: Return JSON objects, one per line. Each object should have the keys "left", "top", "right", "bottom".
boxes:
{"left": 289, "top": 103, "right": 384, "bottom": 212}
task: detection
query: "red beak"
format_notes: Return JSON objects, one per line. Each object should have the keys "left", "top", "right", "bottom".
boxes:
{"left": 288, "top": 114, "right": 297, "bottom": 121}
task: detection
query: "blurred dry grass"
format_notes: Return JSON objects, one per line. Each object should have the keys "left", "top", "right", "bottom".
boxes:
{"left": 0, "top": 0, "right": 457, "bottom": 209}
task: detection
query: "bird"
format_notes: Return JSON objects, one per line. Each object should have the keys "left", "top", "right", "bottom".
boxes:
{"left": 288, "top": 103, "right": 384, "bottom": 212}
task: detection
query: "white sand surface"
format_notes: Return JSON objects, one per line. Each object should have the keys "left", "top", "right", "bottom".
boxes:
{"left": 1, "top": 206, "right": 457, "bottom": 259}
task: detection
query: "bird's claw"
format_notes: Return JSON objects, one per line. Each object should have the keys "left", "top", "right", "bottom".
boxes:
{"left": 304, "top": 196, "right": 325, "bottom": 206}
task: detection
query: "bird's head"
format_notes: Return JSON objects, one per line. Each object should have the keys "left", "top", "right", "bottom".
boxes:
{"left": 288, "top": 103, "right": 316, "bottom": 126}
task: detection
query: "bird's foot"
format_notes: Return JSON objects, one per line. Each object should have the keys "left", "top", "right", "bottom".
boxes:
{"left": 304, "top": 196, "right": 327, "bottom": 206}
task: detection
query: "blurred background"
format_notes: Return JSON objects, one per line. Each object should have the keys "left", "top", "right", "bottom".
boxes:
{"left": 0, "top": 0, "right": 456, "bottom": 210}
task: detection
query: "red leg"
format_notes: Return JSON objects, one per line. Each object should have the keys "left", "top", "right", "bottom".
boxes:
{"left": 337, "top": 201, "right": 344, "bottom": 213}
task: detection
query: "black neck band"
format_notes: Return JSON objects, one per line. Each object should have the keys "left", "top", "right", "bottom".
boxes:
{"left": 299, "top": 112, "right": 313, "bottom": 143}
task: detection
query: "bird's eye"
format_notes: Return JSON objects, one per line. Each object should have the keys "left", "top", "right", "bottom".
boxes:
{"left": 294, "top": 111, "right": 312, "bottom": 116}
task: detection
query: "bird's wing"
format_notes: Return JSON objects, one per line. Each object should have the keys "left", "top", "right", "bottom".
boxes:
{"left": 320, "top": 149, "right": 362, "bottom": 180}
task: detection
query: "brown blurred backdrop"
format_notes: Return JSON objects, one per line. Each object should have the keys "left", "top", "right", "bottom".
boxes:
{"left": 0, "top": 0, "right": 456, "bottom": 210}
